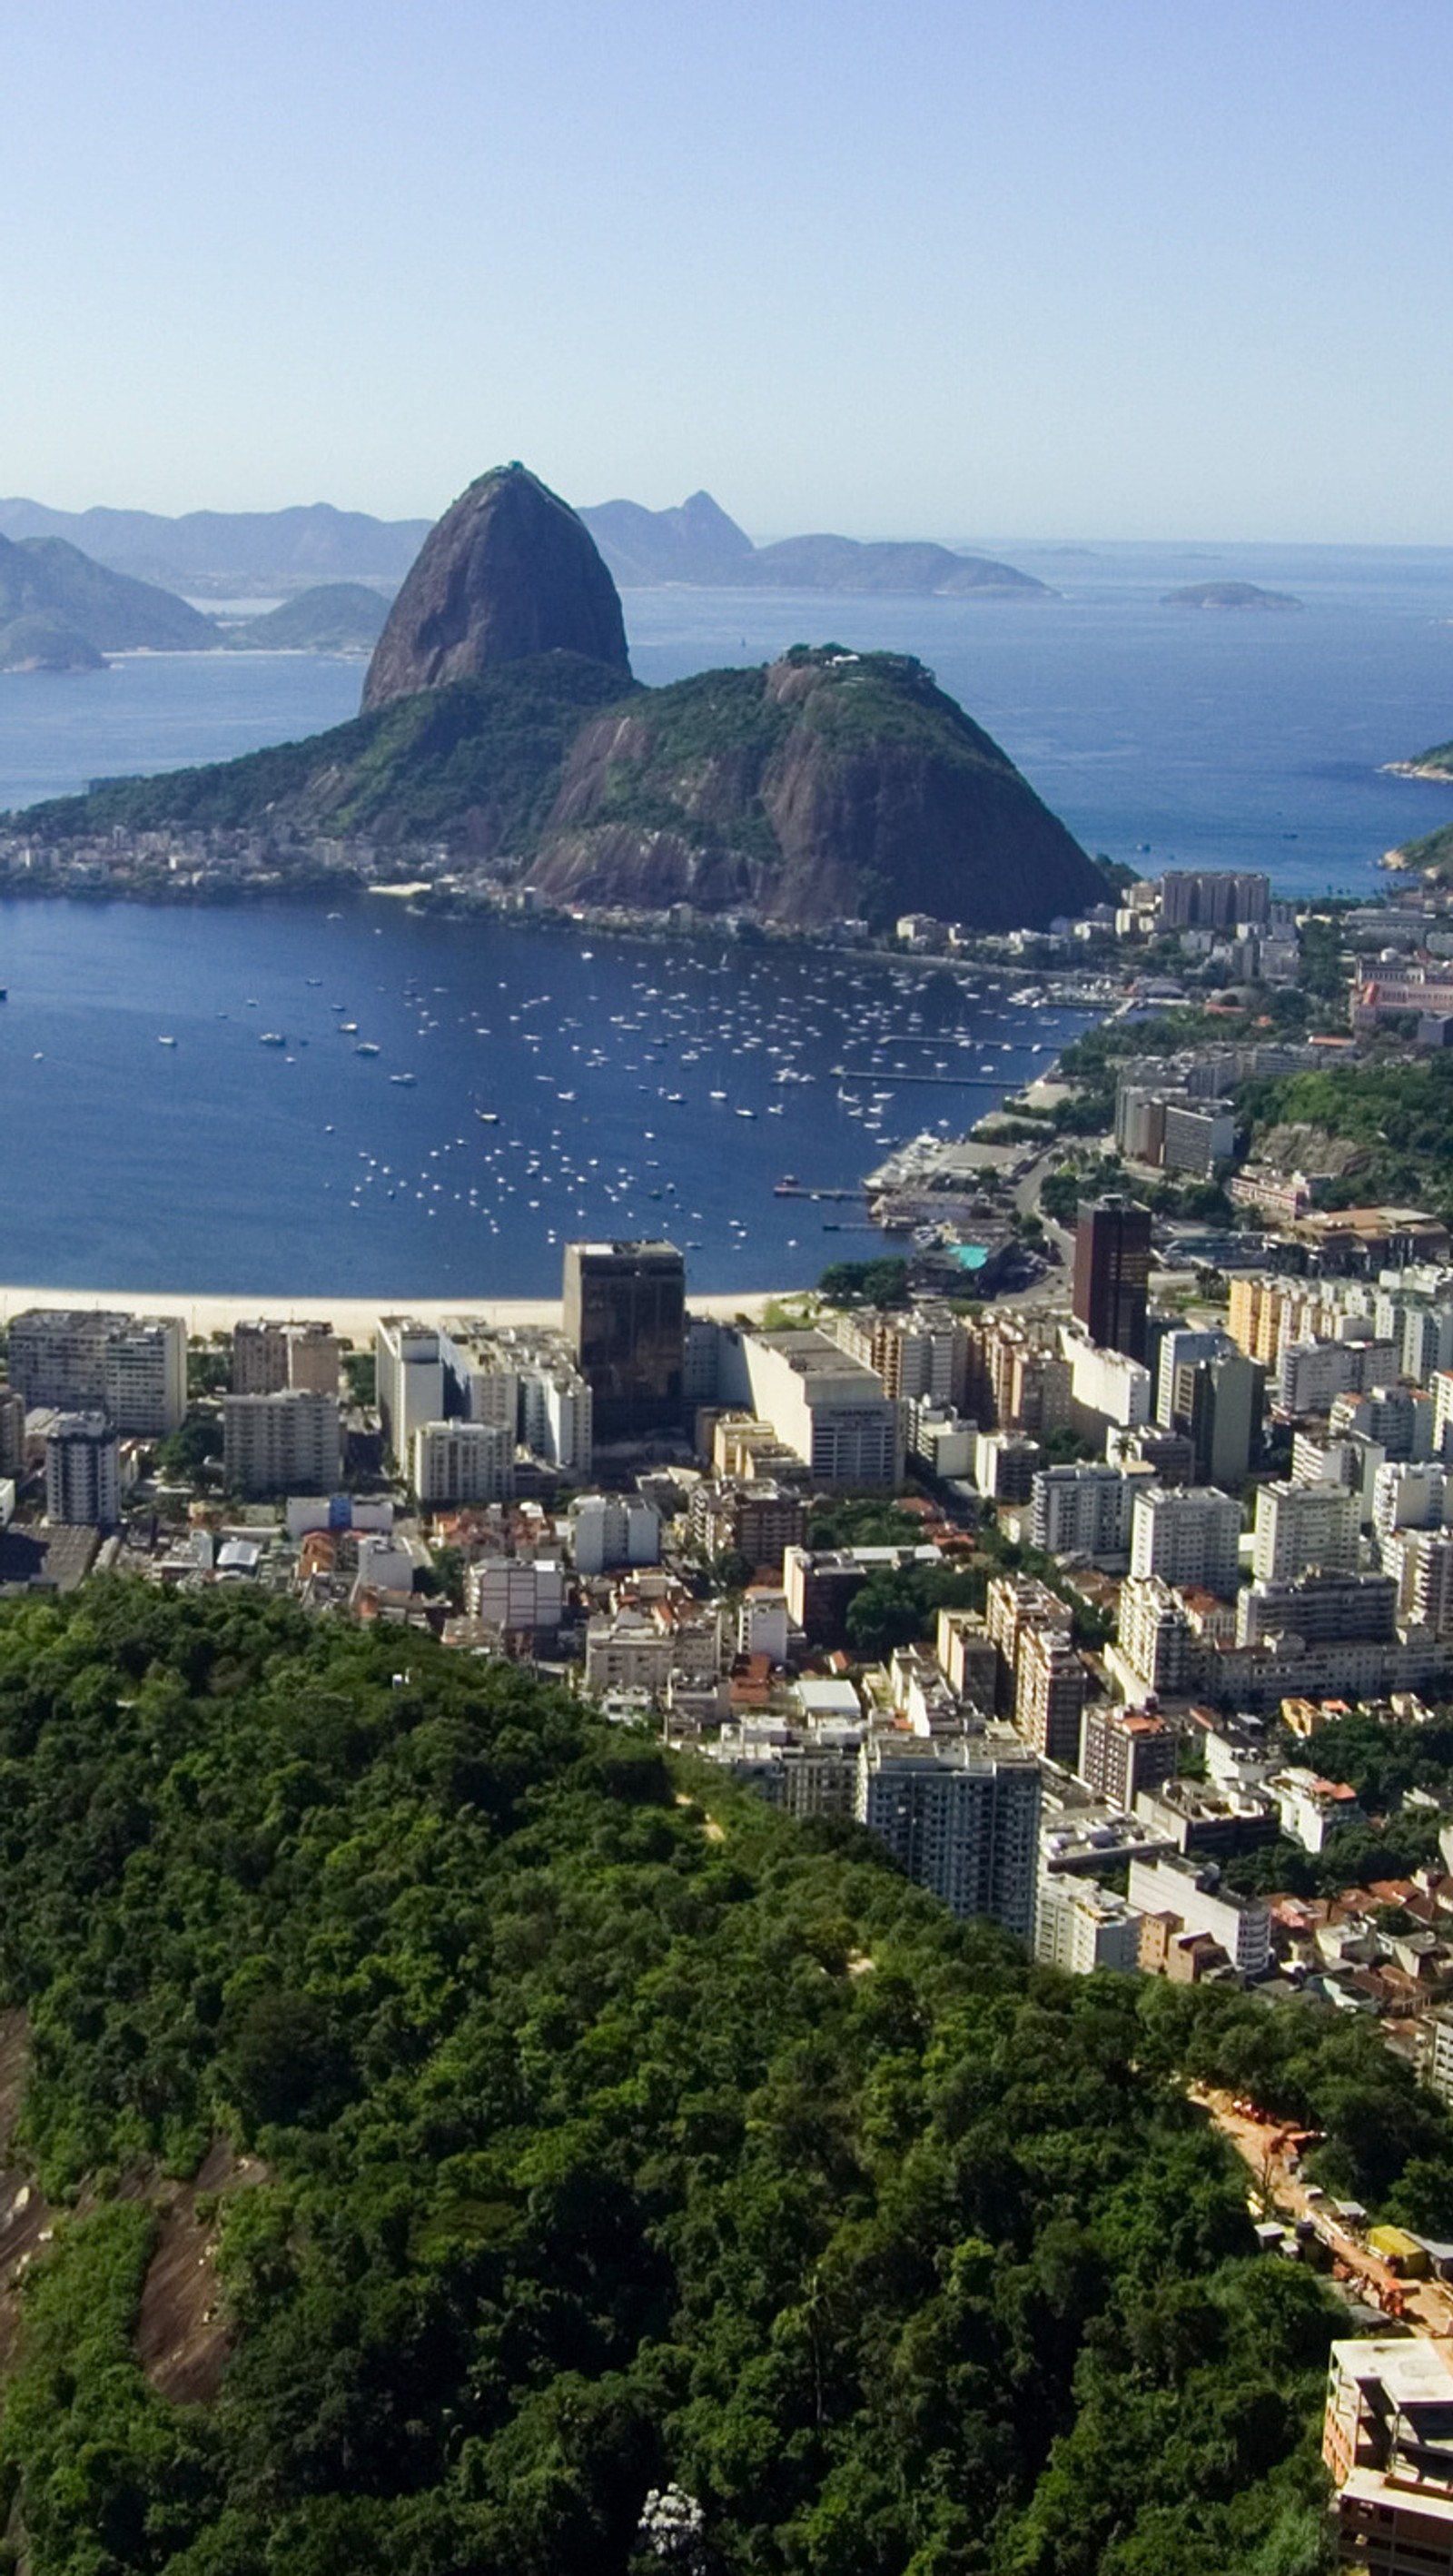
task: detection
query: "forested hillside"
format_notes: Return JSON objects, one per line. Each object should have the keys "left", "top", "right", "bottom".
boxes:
{"left": 0, "top": 1585, "right": 1342, "bottom": 2574}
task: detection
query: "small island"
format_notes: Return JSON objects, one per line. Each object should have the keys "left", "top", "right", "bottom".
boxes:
{"left": 1162, "top": 580, "right": 1302, "bottom": 610}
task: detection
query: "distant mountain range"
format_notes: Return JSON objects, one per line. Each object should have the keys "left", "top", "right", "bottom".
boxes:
{"left": 0, "top": 490, "right": 1052, "bottom": 601}
{"left": 0, "top": 501, "right": 430, "bottom": 597}
{"left": 580, "top": 491, "right": 1052, "bottom": 597}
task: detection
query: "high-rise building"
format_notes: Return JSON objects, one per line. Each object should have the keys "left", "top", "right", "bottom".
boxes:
{"left": 1158, "top": 870, "right": 1270, "bottom": 930}
{"left": 9, "top": 1308, "right": 184, "bottom": 1435}
{"left": 410, "top": 1421, "right": 514, "bottom": 1507}
{"left": 222, "top": 1391, "right": 341, "bottom": 1497}
{"left": 832, "top": 1303, "right": 967, "bottom": 1406}
{"left": 1237, "top": 1570, "right": 1398, "bottom": 1649}
{"left": 563, "top": 1241, "right": 686, "bottom": 1441}
{"left": 233, "top": 1320, "right": 341, "bottom": 1398}
{"left": 1156, "top": 1328, "right": 1231, "bottom": 1426}
{"left": 1175, "top": 1351, "right": 1264, "bottom": 1490}
{"left": 856, "top": 1729, "right": 1042, "bottom": 1939}
{"left": 739, "top": 1330, "right": 901, "bottom": 1490}
{"left": 8, "top": 1309, "right": 129, "bottom": 1411}
{"left": 1129, "top": 1484, "right": 1241, "bottom": 1598}
{"left": 1079, "top": 1702, "right": 1176, "bottom": 1808}
{"left": 1251, "top": 1480, "right": 1360, "bottom": 1584}
{"left": 375, "top": 1319, "right": 448, "bottom": 1471}
{"left": 1013, "top": 1623, "right": 1085, "bottom": 1766}
{"left": 935, "top": 1608, "right": 999, "bottom": 1710}
{"left": 1072, "top": 1198, "right": 1152, "bottom": 1362}
{"left": 44, "top": 1412, "right": 120, "bottom": 1527}
{"left": 985, "top": 1575, "right": 1072, "bottom": 1712}
{"left": 1114, "top": 1576, "right": 1195, "bottom": 1699}
{"left": 102, "top": 1316, "right": 188, "bottom": 1438}
{"left": 570, "top": 1494, "right": 661, "bottom": 1576}
{"left": 1386, "top": 1529, "right": 1453, "bottom": 1636}
{"left": 0, "top": 1388, "right": 25, "bottom": 1480}
{"left": 1030, "top": 1463, "right": 1136, "bottom": 1564}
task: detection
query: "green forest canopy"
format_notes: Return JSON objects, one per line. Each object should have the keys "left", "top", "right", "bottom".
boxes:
{"left": 0, "top": 1581, "right": 1410, "bottom": 2574}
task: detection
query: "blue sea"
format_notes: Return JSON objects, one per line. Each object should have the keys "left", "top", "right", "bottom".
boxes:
{"left": 0, "top": 540, "right": 1449, "bottom": 1296}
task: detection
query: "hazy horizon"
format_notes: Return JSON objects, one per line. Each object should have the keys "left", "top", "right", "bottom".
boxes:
{"left": 5, "top": 0, "right": 1450, "bottom": 546}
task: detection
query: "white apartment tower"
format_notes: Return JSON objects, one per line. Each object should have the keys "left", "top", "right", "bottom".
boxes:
{"left": 375, "top": 1319, "right": 447, "bottom": 1471}
{"left": 1251, "top": 1480, "right": 1360, "bottom": 1584}
{"left": 1129, "top": 1484, "right": 1241, "bottom": 1598}
{"left": 410, "top": 1422, "right": 514, "bottom": 1507}
{"left": 222, "top": 1391, "right": 341, "bottom": 1497}
{"left": 856, "top": 1731, "right": 1041, "bottom": 1940}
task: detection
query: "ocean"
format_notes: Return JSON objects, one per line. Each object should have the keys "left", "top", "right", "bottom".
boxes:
{"left": 0, "top": 539, "right": 1449, "bottom": 1296}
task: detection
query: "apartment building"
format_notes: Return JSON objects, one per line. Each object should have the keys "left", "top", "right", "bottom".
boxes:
{"left": 1014, "top": 1623, "right": 1085, "bottom": 1766}
{"left": 102, "top": 1317, "right": 187, "bottom": 1437}
{"left": 1034, "top": 1874, "right": 1142, "bottom": 1976}
{"left": 1251, "top": 1481, "right": 1360, "bottom": 1583}
{"left": 1079, "top": 1702, "right": 1176, "bottom": 1809}
{"left": 1129, "top": 1485, "right": 1241, "bottom": 1598}
{"left": 1324, "top": 2338, "right": 1453, "bottom": 2574}
{"left": 410, "top": 1421, "right": 515, "bottom": 1507}
{"left": 856, "top": 1729, "right": 1042, "bottom": 1939}
{"left": 1113, "top": 1575, "right": 1196, "bottom": 1699}
{"left": 375, "top": 1319, "right": 448, "bottom": 1471}
{"left": 740, "top": 1330, "right": 902, "bottom": 1490}
{"left": 44, "top": 1412, "right": 119, "bottom": 1527}
{"left": 222, "top": 1390, "right": 341, "bottom": 1497}
{"left": 1030, "top": 1462, "right": 1137, "bottom": 1565}
{"left": 8, "top": 1307, "right": 184, "bottom": 1436}
{"left": 985, "top": 1574, "right": 1072, "bottom": 1712}
{"left": 232, "top": 1320, "right": 340, "bottom": 1397}
{"left": 1127, "top": 1852, "right": 1270, "bottom": 1977}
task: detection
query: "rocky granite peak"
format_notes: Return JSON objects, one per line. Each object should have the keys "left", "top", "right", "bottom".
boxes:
{"left": 362, "top": 464, "right": 631, "bottom": 710}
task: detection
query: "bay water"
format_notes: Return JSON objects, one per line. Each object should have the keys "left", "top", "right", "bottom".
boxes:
{"left": 0, "top": 540, "right": 1450, "bottom": 1295}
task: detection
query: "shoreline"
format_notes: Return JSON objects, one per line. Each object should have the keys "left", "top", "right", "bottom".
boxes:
{"left": 0, "top": 1283, "right": 796, "bottom": 1342}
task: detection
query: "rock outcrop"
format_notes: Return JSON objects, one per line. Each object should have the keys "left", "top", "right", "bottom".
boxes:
{"left": 525, "top": 646, "right": 1102, "bottom": 933}
{"left": 363, "top": 464, "right": 631, "bottom": 710}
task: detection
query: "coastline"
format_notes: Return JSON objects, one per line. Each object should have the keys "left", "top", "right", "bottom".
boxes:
{"left": 0, "top": 1283, "right": 793, "bottom": 1342}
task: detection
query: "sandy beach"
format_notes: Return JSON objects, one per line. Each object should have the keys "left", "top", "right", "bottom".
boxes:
{"left": 0, "top": 1283, "right": 792, "bottom": 1343}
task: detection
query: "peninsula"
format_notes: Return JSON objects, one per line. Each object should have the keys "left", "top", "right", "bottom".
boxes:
{"left": 12, "top": 463, "right": 1103, "bottom": 936}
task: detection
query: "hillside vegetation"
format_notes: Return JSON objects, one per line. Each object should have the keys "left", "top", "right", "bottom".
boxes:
{"left": 1239, "top": 1055, "right": 1453, "bottom": 1217}
{"left": 223, "top": 585, "right": 390, "bottom": 654}
{"left": 527, "top": 646, "right": 1103, "bottom": 931}
{"left": 15, "top": 654, "right": 635, "bottom": 853}
{"left": 0, "top": 1581, "right": 1344, "bottom": 2576}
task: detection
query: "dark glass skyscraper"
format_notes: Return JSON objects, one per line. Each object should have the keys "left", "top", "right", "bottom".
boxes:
{"left": 562, "top": 1240, "right": 686, "bottom": 1440}
{"left": 1072, "top": 1196, "right": 1152, "bottom": 1362}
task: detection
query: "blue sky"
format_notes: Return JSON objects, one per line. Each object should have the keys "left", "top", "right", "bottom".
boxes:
{"left": 3, "top": 0, "right": 1448, "bottom": 541}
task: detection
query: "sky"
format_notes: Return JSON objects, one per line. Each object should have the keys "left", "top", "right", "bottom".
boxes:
{"left": 2, "top": 0, "right": 1449, "bottom": 544}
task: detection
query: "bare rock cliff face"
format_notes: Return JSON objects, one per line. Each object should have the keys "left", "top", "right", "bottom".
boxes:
{"left": 527, "top": 650, "right": 1102, "bottom": 933}
{"left": 362, "top": 464, "right": 631, "bottom": 711}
